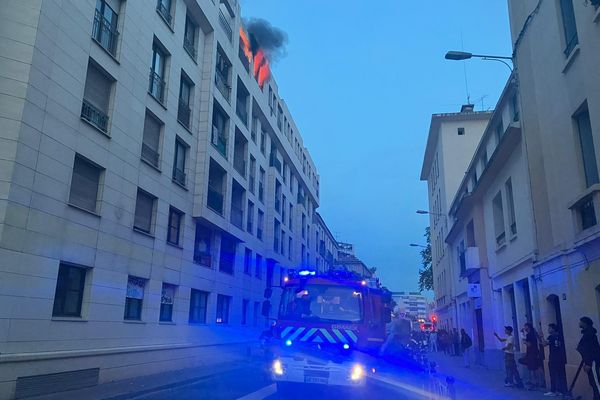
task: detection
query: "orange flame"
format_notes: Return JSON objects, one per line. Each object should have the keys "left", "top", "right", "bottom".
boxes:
{"left": 257, "top": 56, "right": 270, "bottom": 89}
{"left": 239, "top": 27, "right": 253, "bottom": 63}
{"left": 240, "top": 27, "right": 271, "bottom": 89}
{"left": 253, "top": 50, "right": 264, "bottom": 77}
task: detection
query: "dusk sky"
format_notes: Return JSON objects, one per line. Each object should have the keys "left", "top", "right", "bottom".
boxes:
{"left": 241, "top": 1, "right": 513, "bottom": 294}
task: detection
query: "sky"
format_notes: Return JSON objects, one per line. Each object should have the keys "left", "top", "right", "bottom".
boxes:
{"left": 240, "top": 1, "right": 513, "bottom": 295}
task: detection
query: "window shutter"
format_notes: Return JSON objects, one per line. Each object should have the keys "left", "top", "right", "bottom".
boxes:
{"left": 70, "top": 157, "right": 100, "bottom": 212}
{"left": 84, "top": 65, "right": 111, "bottom": 112}
{"left": 134, "top": 191, "right": 153, "bottom": 232}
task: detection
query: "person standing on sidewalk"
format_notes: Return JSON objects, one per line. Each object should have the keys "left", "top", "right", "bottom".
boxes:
{"left": 430, "top": 330, "right": 438, "bottom": 353}
{"left": 540, "top": 323, "right": 567, "bottom": 397}
{"left": 576, "top": 316, "right": 600, "bottom": 400}
{"left": 461, "top": 329, "right": 473, "bottom": 368}
{"left": 495, "top": 326, "right": 524, "bottom": 388}
{"left": 521, "top": 323, "right": 542, "bottom": 390}
{"left": 452, "top": 329, "right": 461, "bottom": 357}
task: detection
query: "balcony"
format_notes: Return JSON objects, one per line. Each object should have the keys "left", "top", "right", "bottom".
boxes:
{"left": 231, "top": 204, "right": 244, "bottom": 229}
{"left": 465, "top": 247, "right": 481, "bottom": 272}
{"left": 207, "top": 185, "right": 224, "bottom": 214}
{"left": 233, "top": 158, "right": 246, "bottom": 177}
{"left": 141, "top": 143, "right": 159, "bottom": 168}
{"left": 149, "top": 69, "right": 166, "bottom": 104}
{"left": 215, "top": 72, "right": 231, "bottom": 101}
{"left": 173, "top": 167, "right": 186, "bottom": 187}
{"left": 81, "top": 99, "right": 109, "bottom": 133}
{"left": 218, "top": 9, "right": 232, "bottom": 42}
{"left": 183, "top": 36, "right": 196, "bottom": 61}
{"left": 194, "top": 251, "right": 212, "bottom": 268}
{"left": 156, "top": 2, "right": 173, "bottom": 26}
{"left": 236, "top": 99, "right": 248, "bottom": 126}
{"left": 92, "top": 9, "right": 119, "bottom": 57}
{"left": 211, "top": 126, "right": 227, "bottom": 158}
{"left": 178, "top": 100, "right": 191, "bottom": 129}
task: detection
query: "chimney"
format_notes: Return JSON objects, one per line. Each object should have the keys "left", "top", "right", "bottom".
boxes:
{"left": 460, "top": 104, "right": 475, "bottom": 113}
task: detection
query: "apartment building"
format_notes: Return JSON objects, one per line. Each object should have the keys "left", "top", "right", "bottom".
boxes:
{"left": 420, "top": 106, "right": 492, "bottom": 331}
{"left": 0, "top": 0, "right": 325, "bottom": 398}
{"left": 314, "top": 212, "right": 337, "bottom": 272}
{"left": 505, "top": 0, "right": 600, "bottom": 394}
{"left": 445, "top": 76, "right": 536, "bottom": 368}
{"left": 391, "top": 292, "right": 429, "bottom": 321}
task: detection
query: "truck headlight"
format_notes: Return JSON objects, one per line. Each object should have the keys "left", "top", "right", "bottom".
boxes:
{"left": 273, "top": 359, "right": 284, "bottom": 376}
{"left": 350, "top": 364, "right": 364, "bottom": 381}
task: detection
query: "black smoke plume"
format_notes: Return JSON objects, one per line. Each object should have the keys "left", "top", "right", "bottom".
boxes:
{"left": 245, "top": 18, "right": 288, "bottom": 61}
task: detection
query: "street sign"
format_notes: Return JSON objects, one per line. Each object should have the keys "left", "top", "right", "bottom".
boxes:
{"left": 468, "top": 284, "right": 481, "bottom": 298}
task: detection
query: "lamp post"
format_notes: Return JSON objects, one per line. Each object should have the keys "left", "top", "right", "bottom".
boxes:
{"left": 444, "top": 50, "right": 513, "bottom": 73}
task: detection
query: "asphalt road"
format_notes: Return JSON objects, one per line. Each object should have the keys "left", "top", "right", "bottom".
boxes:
{"left": 132, "top": 361, "right": 416, "bottom": 400}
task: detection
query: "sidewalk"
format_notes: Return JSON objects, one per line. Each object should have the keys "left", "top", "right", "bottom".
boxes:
{"left": 25, "top": 360, "right": 257, "bottom": 400}
{"left": 428, "top": 352, "right": 550, "bottom": 400}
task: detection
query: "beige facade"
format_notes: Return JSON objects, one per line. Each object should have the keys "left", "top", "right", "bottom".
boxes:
{"left": 420, "top": 107, "right": 491, "bottom": 332}
{"left": 0, "top": 0, "right": 332, "bottom": 398}
{"left": 506, "top": 0, "right": 600, "bottom": 395}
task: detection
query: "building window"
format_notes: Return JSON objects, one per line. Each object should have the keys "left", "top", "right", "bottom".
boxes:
{"left": 211, "top": 104, "right": 228, "bottom": 158}
{"left": 559, "top": 0, "right": 579, "bottom": 57}
{"left": 258, "top": 168, "right": 265, "bottom": 203}
{"left": 457, "top": 127, "right": 465, "bottom": 136}
{"left": 149, "top": 42, "right": 168, "bottom": 104}
{"left": 81, "top": 62, "right": 113, "bottom": 133}
{"left": 92, "top": 0, "right": 119, "bottom": 57}
{"left": 257, "top": 210, "right": 264, "bottom": 240}
{"left": 189, "top": 289, "right": 208, "bottom": 323}
{"left": 124, "top": 276, "right": 145, "bottom": 320}
{"left": 216, "top": 294, "right": 231, "bottom": 324}
{"left": 495, "top": 120, "right": 505, "bottom": 143}
{"left": 492, "top": 191, "right": 506, "bottom": 247}
{"left": 178, "top": 74, "right": 193, "bottom": 129}
{"left": 141, "top": 111, "right": 162, "bottom": 168}
{"left": 288, "top": 237, "right": 293, "bottom": 260}
{"left": 69, "top": 155, "right": 103, "bottom": 213}
{"left": 249, "top": 156, "right": 256, "bottom": 194}
{"left": 275, "top": 180, "right": 281, "bottom": 213}
{"left": 505, "top": 178, "right": 517, "bottom": 237}
{"left": 289, "top": 204, "right": 293, "bottom": 231}
{"left": 215, "top": 46, "right": 231, "bottom": 101}
{"left": 579, "top": 196, "right": 598, "bottom": 231}
{"left": 52, "top": 263, "right": 87, "bottom": 317}
{"left": 134, "top": 189, "right": 156, "bottom": 234}
{"left": 260, "top": 131, "right": 266, "bottom": 155}
{"left": 575, "top": 108, "right": 599, "bottom": 188}
{"left": 244, "top": 248, "right": 252, "bottom": 274}
{"left": 167, "top": 206, "right": 184, "bottom": 246}
{"left": 255, "top": 253, "right": 262, "bottom": 278}
{"left": 194, "top": 224, "right": 212, "bottom": 267}
{"left": 273, "top": 219, "right": 281, "bottom": 252}
{"left": 183, "top": 15, "right": 197, "bottom": 61}
{"left": 156, "top": 0, "right": 173, "bottom": 27}
{"left": 219, "top": 236, "right": 236, "bottom": 275}
{"left": 242, "top": 299, "right": 249, "bottom": 325}
{"left": 173, "top": 138, "right": 187, "bottom": 187}
{"left": 512, "top": 93, "right": 520, "bottom": 122}
{"left": 247, "top": 200, "right": 254, "bottom": 233}
{"left": 160, "top": 283, "right": 175, "bottom": 322}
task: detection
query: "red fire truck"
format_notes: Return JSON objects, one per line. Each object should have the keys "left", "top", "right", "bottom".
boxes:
{"left": 262, "top": 269, "right": 393, "bottom": 393}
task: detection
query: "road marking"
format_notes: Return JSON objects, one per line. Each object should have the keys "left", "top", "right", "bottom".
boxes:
{"left": 235, "top": 383, "right": 276, "bottom": 400}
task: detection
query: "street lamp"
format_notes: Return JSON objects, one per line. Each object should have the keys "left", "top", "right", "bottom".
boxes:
{"left": 409, "top": 243, "right": 427, "bottom": 248}
{"left": 416, "top": 210, "right": 445, "bottom": 217}
{"left": 444, "top": 50, "right": 513, "bottom": 72}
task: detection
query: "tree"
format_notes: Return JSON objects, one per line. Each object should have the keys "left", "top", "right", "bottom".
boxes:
{"left": 418, "top": 227, "right": 433, "bottom": 292}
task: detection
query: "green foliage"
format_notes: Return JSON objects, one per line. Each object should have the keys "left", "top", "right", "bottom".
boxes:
{"left": 418, "top": 227, "right": 433, "bottom": 292}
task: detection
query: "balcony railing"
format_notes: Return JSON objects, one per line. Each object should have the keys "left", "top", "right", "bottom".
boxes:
{"left": 218, "top": 9, "right": 232, "bottom": 42}
{"left": 156, "top": 2, "right": 173, "bottom": 26}
{"left": 194, "top": 251, "right": 212, "bottom": 267}
{"left": 183, "top": 36, "right": 196, "bottom": 61}
{"left": 141, "top": 143, "right": 160, "bottom": 167}
{"left": 178, "top": 100, "right": 191, "bottom": 128}
{"left": 231, "top": 204, "right": 244, "bottom": 228}
{"left": 149, "top": 69, "right": 166, "bottom": 103}
{"left": 92, "top": 9, "right": 119, "bottom": 57}
{"left": 236, "top": 99, "right": 248, "bottom": 126}
{"left": 211, "top": 126, "right": 227, "bottom": 158}
{"left": 215, "top": 72, "right": 231, "bottom": 101}
{"left": 173, "top": 167, "right": 186, "bottom": 187}
{"left": 207, "top": 185, "right": 224, "bottom": 214}
{"left": 81, "top": 99, "right": 109, "bottom": 133}
{"left": 233, "top": 157, "right": 246, "bottom": 177}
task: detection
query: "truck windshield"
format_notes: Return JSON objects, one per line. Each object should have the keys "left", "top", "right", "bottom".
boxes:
{"left": 279, "top": 285, "right": 362, "bottom": 323}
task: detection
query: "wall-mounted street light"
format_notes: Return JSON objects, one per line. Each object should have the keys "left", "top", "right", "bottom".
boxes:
{"left": 416, "top": 210, "right": 445, "bottom": 217}
{"left": 445, "top": 50, "right": 513, "bottom": 72}
{"left": 409, "top": 243, "right": 427, "bottom": 248}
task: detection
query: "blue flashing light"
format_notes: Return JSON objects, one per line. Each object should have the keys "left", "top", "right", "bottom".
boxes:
{"left": 298, "top": 270, "right": 312, "bottom": 276}
{"left": 343, "top": 343, "right": 350, "bottom": 350}
{"left": 285, "top": 340, "right": 293, "bottom": 347}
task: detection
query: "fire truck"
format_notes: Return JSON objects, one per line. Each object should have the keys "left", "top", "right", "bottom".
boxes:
{"left": 261, "top": 269, "right": 393, "bottom": 393}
